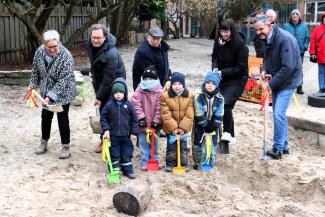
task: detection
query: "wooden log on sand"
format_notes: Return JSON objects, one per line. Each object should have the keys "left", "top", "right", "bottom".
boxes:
{"left": 113, "top": 183, "right": 153, "bottom": 216}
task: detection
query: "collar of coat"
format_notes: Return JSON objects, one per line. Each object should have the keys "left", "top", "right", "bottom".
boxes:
{"left": 168, "top": 87, "right": 189, "bottom": 97}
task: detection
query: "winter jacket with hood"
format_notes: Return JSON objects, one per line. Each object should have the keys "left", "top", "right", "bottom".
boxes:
{"left": 309, "top": 12, "right": 325, "bottom": 64}
{"left": 263, "top": 24, "right": 302, "bottom": 91}
{"left": 131, "top": 82, "right": 163, "bottom": 132}
{"left": 100, "top": 78, "right": 138, "bottom": 137}
{"left": 87, "top": 33, "right": 126, "bottom": 104}
{"left": 132, "top": 39, "right": 170, "bottom": 90}
{"left": 160, "top": 87, "right": 194, "bottom": 134}
{"left": 283, "top": 20, "right": 310, "bottom": 55}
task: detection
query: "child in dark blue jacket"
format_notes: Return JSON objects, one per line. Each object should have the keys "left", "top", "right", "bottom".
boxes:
{"left": 100, "top": 78, "right": 138, "bottom": 179}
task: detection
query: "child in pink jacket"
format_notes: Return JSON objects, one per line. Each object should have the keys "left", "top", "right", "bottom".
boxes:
{"left": 131, "top": 65, "right": 164, "bottom": 171}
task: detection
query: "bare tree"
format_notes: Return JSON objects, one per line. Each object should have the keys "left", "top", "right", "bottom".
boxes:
{"left": 3, "top": 0, "right": 122, "bottom": 62}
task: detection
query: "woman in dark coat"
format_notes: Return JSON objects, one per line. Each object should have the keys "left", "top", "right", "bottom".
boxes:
{"left": 211, "top": 19, "right": 249, "bottom": 144}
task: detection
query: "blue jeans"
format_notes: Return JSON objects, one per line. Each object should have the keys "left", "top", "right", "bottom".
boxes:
{"left": 272, "top": 88, "right": 295, "bottom": 152}
{"left": 138, "top": 131, "right": 159, "bottom": 169}
{"left": 318, "top": 63, "right": 325, "bottom": 89}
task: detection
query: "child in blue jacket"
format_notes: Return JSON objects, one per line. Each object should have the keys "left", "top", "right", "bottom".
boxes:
{"left": 192, "top": 72, "right": 224, "bottom": 169}
{"left": 100, "top": 78, "right": 138, "bottom": 179}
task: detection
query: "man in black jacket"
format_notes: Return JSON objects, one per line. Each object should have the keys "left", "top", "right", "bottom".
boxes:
{"left": 132, "top": 26, "right": 170, "bottom": 90}
{"left": 87, "top": 23, "right": 126, "bottom": 153}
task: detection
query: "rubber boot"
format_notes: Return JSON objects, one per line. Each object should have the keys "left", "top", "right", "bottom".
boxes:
{"left": 59, "top": 144, "right": 71, "bottom": 159}
{"left": 36, "top": 139, "right": 48, "bottom": 155}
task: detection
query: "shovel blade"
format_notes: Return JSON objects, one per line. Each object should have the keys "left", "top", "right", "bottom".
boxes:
{"left": 172, "top": 166, "right": 186, "bottom": 174}
{"left": 147, "top": 160, "right": 160, "bottom": 171}
{"left": 200, "top": 164, "right": 213, "bottom": 170}
{"left": 107, "top": 172, "right": 120, "bottom": 184}
{"left": 217, "top": 141, "right": 229, "bottom": 154}
{"left": 46, "top": 105, "right": 64, "bottom": 113}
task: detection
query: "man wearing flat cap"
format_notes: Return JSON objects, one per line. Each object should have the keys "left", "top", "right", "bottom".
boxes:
{"left": 132, "top": 26, "right": 171, "bottom": 90}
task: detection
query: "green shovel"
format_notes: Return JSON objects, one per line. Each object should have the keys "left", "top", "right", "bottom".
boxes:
{"left": 102, "top": 138, "right": 120, "bottom": 184}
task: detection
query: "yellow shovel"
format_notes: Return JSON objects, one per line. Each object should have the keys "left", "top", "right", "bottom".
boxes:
{"left": 172, "top": 131, "right": 186, "bottom": 174}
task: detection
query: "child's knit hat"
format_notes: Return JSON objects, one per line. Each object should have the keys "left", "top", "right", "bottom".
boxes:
{"left": 203, "top": 71, "right": 221, "bottom": 87}
{"left": 112, "top": 82, "right": 126, "bottom": 94}
{"left": 143, "top": 65, "right": 158, "bottom": 80}
{"left": 171, "top": 72, "right": 185, "bottom": 87}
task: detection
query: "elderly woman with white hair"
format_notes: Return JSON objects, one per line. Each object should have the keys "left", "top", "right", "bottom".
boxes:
{"left": 28, "top": 29, "right": 76, "bottom": 159}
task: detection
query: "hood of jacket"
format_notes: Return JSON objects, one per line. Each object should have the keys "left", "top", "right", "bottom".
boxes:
{"left": 111, "top": 77, "right": 128, "bottom": 100}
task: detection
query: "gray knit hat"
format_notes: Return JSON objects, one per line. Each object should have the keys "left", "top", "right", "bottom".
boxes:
{"left": 291, "top": 9, "right": 301, "bottom": 17}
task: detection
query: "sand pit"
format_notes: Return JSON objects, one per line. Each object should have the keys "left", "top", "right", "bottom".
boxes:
{"left": 1, "top": 38, "right": 325, "bottom": 217}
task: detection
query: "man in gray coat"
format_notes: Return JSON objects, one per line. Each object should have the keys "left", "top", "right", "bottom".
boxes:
{"left": 253, "top": 14, "right": 302, "bottom": 159}
{"left": 87, "top": 23, "right": 126, "bottom": 153}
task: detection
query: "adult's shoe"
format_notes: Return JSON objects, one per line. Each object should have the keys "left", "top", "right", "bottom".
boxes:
{"left": 36, "top": 139, "right": 48, "bottom": 155}
{"left": 59, "top": 144, "right": 71, "bottom": 159}
{"left": 266, "top": 150, "right": 282, "bottom": 159}
{"left": 296, "top": 86, "right": 304, "bottom": 94}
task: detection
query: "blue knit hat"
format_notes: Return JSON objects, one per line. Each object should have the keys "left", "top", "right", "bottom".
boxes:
{"left": 203, "top": 71, "right": 221, "bottom": 87}
{"left": 171, "top": 72, "right": 185, "bottom": 87}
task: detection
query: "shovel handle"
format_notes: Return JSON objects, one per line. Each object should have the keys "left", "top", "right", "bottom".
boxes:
{"left": 32, "top": 90, "right": 47, "bottom": 105}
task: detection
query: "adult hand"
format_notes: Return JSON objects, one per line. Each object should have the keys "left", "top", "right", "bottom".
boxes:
{"left": 310, "top": 55, "right": 317, "bottom": 62}
{"left": 104, "top": 131, "right": 110, "bottom": 140}
{"left": 130, "top": 134, "right": 137, "bottom": 143}
{"left": 94, "top": 99, "right": 101, "bottom": 107}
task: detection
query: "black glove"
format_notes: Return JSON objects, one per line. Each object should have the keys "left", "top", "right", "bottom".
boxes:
{"left": 151, "top": 121, "right": 160, "bottom": 130}
{"left": 138, "top": 118, "right": 147, "bottom": 128}
{"left": 204, "top": 125, "right": 215, "bottom": 133}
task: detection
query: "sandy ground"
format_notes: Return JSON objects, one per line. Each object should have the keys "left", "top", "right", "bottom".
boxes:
{"left": 1, "top": 38, "right": 325, "bottom": 217}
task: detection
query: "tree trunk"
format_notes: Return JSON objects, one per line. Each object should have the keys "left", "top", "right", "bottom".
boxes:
{"left": 110, "top": 0, "right": 142, "bottom": 45}
{"left": 113, "top": 183, "right": 153, "bottom": 216}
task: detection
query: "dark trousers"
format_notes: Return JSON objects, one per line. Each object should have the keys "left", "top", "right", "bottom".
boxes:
{"left": 110, "top": 135, "right": 134, "bottom": 174}
{"left": 299, "top": 54, "right": 304, "bottom": 86}
{"left": 192, "top": 126, "right": 218, "bottom": 165}
{"left": 41, "top": 104, "right": 70, "bottom": 144}
{"left": 166, "top": 134, "right": 188, "bottom": 168}
{"left": 221, "top": 84, "right": 245, "bottom": 137}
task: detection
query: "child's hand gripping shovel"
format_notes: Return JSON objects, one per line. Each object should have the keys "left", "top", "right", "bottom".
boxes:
{"left": 102, "top": 138, "right": 120, "bottom": 184}
{"left": 172, "top": 130, "right": 186, "bottom": 174}
{"left": 30, "top": 89, "right": 64, "bottom": 113}
{"left": 146, "top": 128, "right": 160, "bottom": 171}
{"left": 200, "top": 131, "right": 216, "bottom": 170}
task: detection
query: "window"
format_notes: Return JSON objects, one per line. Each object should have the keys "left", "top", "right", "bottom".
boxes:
{"left": 305, "top": 1, "right": 325, "bottom": 24}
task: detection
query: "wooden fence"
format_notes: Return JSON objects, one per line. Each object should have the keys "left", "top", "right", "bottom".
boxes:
{"left": 0, "top": 3, "right": 107, "bottom": 64}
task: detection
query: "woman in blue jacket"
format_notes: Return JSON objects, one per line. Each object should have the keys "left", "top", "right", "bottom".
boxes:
{"left": 283, "top": 9, "right": 310, "bottom": 94}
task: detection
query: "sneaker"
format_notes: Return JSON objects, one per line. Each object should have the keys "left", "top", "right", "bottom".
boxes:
{"left": 36, "top": 139, "right": 48, "bottom": 155}
{"left": 229, "top": 136, "right": 237, "bottom": 145}
{"left": 221, "top": 132, "right": 232, "bottom": 142}
{"left": 124, "top": 173, "right": 136, "bottom": 179}
{"left": 266, "top": 150, "right": 282, "bottom": 160}
{"left": 141, "top": 167, "right": 148, "bottom": 171}
{"left": 95, "top": 142, "right": 102, "bottom": 153}
{"left": 193, "top": 164, "right": 199, "bottom": 170}
{"left": 283, "top": 149, "right": 289, "bottom": 155}
{"left": 165, "top": 166, "right": 173, "bottom": 172}
{"left": 59, "top": 144, "right": 71, "bottom": 159}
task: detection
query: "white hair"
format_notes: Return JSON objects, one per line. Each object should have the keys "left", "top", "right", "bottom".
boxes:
{"left": 266, "top": 9, "right": 277, "bottom": 17}
{"left": 43, "top": 30, "right": 60, "bottom": 42}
